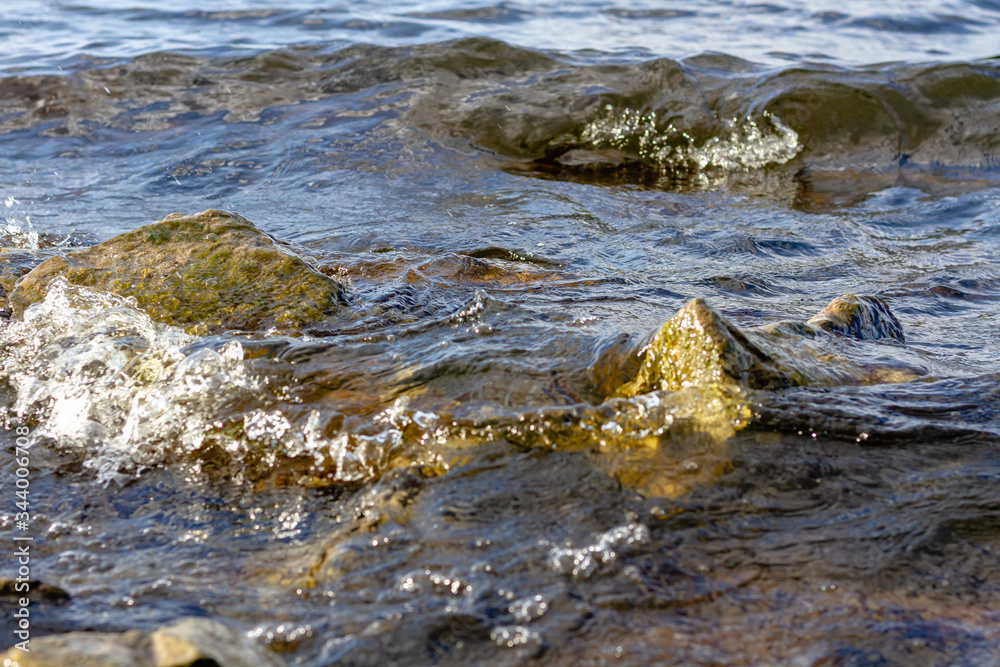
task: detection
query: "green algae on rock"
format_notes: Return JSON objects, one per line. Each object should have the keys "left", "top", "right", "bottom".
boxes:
{"left": 607, "top": 298, "right": 786, "bottom": 398}
{"left": 7, "top": 210, "right": 347, "bottom": 334}
{"left": 598, "top": 294, "right": 921, "bottom": 400}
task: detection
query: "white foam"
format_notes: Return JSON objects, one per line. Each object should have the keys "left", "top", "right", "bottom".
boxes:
{"left": 581, "top": 107, "right": 800, "bottom": 172}
{"left": 509, "top": 594, "right": 550, "bottom": 623}
{"left": 547, "top": 522, "right": 650, "bottom": 579}
{"left": 490, "top": 625, "right": 541, "bottom": 649}
{"left": 0, "top": 279, "right": 409, "bottom": 485}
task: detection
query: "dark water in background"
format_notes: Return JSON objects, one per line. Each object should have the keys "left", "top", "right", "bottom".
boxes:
{"left": 2, "top": 1, "right": 1000, "bottom": 665}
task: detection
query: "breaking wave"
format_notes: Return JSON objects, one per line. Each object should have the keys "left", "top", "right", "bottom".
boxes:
{"left": 0, "top": 279, "right": 425, "bottom": 485}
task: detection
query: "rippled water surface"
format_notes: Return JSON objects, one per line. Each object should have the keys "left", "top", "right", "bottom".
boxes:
{"left": 1, "top": 1, "right": 999, "bottom": 666}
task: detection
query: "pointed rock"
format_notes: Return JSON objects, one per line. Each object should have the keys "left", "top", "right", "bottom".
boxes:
{"left": 609, "top": 298, "right": 793, "bottom": 398}
{"left": 598, "top": 294, "right": 917, "bottom": 399}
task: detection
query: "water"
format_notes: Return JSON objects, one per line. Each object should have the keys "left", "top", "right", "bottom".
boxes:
{"left": 1, "top": 1, "right": 999, "bottom": 665}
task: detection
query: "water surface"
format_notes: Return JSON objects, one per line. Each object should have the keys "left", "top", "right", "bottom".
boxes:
{"left": 1, "top": 1, "right": 999, "bottom": 665}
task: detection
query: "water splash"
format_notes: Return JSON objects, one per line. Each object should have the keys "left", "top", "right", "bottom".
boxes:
{"left": 490, "top": 625, "right": 542, "bottom": 650}
{"left": 580, "top": 107, "right": 800, "bottom": 171}
{"left": 2, "top": 196, "right": 39, "bottom": 249}
{"left": 509, "top": 594, "right": 550, "bottom": 623}
{"left": 1, "top": 278, "right": 246, "bottom": 483}
{"left": 0, "top": 279, "right": 413, "bottom": 485}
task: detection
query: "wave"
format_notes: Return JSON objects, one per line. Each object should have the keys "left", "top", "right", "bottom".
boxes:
{"left": 0, "top": 279, "right": 413, "bottom": 486}
{"left": 0, "top": 39, "right": 998, "bottom": 190}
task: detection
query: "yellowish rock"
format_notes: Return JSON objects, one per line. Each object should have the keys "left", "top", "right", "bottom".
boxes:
{"left": 150, "top": 618, "right": 287, "bottom": 667}
{"left": 0, "top": 619, "right": 286, "bottom": 667}
{"left": 601, "top": 294, "right": 919, "bottom": 400}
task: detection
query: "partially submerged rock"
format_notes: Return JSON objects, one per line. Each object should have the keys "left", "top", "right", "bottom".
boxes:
{"left": 0, "top": 248, "right": 67, "bottom": 317}
{"left": 7, "top": 210, "right": 346, "bottom": 334}
{"left": 596, "top": 294, "right": 919, "bottom": 399}
{"left": 0, "top": 618, "right": 286, "bottom": 667}
{"left": 150, "top": 618, "right": 287, "bottom": 667}
{"left": 0, "top": 630, "right": 148, "bottom": 667}
{"left": 806, "top": 293, "right": 904, "bottom": 342}
{"left": 0, "top": 577, "right": 70, "bottom": 602}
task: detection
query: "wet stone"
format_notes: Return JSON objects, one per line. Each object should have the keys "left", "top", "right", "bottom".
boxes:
{"left": 806, "top": 293, "right": 905, "bottom": 343}
{"left": 607, "top": 297, "right": 787, "bottom": 397}
{"left": 0, "top": 578, "right": 70, "bottom": 602}
{"left": 0, "top": 630, "right": 150, "bottom": 667}
{"left": 7, "top": 210, "right": 347, "bottom": 334}
{"left": 599, "top": 294, "right": 918, "bottom": 399}
{"left": 150, "top": 618, "right": 287, "bottom": 667}
{"left": 0, "top": 618, "right": 286, "bottom": 667}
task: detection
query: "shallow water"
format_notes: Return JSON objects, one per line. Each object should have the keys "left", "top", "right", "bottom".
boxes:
{"left": 1, "top": 1, "right": 999, "bottom": 665}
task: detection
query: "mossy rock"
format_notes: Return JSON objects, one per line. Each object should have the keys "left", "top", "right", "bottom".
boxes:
{"left": 7, "top": 210, "right": 346, "bottom": 334}
{"left": 599, "top": 294, "right": 919, "bottom": 399}
{"left": 606, "top": 298, "right": 794, "bottom": 398}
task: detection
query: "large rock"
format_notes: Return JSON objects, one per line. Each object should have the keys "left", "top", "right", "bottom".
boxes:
{"left": 7, "top": 210, "right": 346, "bottom": 334}
{"left": 596, "top": 294, "right": 920, "bottom": 399}
{"left": 0, "top": 618, "right": 287, "bottom": 667}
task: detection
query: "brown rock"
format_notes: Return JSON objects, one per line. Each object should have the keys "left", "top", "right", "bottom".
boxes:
{"left": 0, "top": 630, "right": 149, "bottom": 667}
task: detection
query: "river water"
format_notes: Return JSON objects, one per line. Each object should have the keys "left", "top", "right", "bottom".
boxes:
{"left": 1, "top": 1, "right": 999, "bottom": 665}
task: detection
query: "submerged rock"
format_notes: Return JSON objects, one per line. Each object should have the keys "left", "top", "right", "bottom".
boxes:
{"left": 7, "top": 210, "right": 346, "bottom": 334}
{"left": 596, "top": 294, "right": 920, "bottom": 399}
{"left": 0, "top": 618, "right": 287, "bottom": 667}
{"left": 0, "top": 577, "right": 70, "bottom": 602}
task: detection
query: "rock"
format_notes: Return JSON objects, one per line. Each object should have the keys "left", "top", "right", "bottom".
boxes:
{"left": 7, "top": 210, "right": 346, "bottom": 334}
{"left": 0, "top": 630, "right": 150, "bottom": 667}
{"left": 0, "top": 248, "right": 66, "bottom": 316}
{"left": 150, "top": 618, "right": 287, "bottom": 667}
{"left": 0, "top": 578, "right": 70, "bottom": 602}
{"left": 0, "top": 618, "right": 287, "bottom": 667}
{"left": 610, "top": 298, "right": 786, "bottom": 397}
{"left": 597, "top": 294, "right": 920, "bottom": 399}
{"left": 806, "top": 293, "right": 904, "bottom": 342}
